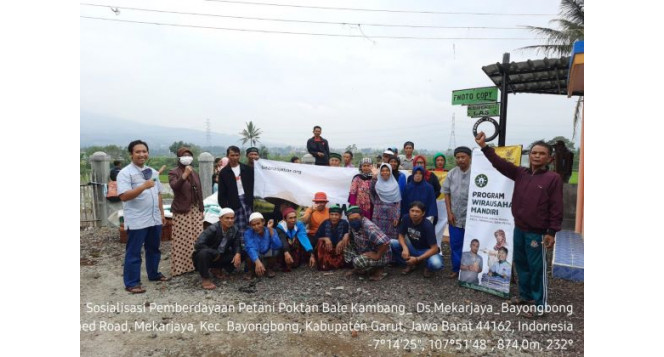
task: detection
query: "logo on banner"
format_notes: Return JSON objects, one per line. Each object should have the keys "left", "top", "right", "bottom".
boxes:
{"left": 474, "top": 174, "right": 488, "bottom": 188}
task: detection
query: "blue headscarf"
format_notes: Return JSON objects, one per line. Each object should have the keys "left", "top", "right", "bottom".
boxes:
{"left": 402, "top": 166, "right": 438, "bottom": 218}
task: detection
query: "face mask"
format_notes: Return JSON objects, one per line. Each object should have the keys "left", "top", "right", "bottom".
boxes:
{"left": 349, "top": 219, "right": 362, "bottom": 230}
{"left": 179, "top": 156, "right": 193, "bottom": 166}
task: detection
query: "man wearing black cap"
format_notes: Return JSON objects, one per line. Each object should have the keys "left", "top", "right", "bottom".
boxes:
{"left": 442, "top": 146, "right": 473, "bottom": 279}
{"left": 246, "top": 147, "right": 260, "bottom": 167}
{"left": 307, "top": 125, "right": 330, "bottom": 166}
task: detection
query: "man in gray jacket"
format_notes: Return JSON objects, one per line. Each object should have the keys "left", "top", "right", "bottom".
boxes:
{"left": 442, "top": 146, "right": 473, "bottom": 279}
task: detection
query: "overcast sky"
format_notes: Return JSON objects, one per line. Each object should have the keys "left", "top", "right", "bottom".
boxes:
{"left": 80, "top": 0, "right": 580, "bottom": 151}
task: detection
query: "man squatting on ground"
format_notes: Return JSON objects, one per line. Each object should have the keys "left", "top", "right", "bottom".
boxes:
{"left": 275, "top": 207, "right": 316, "bottom": 271}
{"left": 390, "top": 201, "right": 443, "bottom": 278}
{"left": 192, "top": 208, "right": 243, "bottom": 290}
{"left": 475, "top": 131, "right": 563, "bottom": 317}
{"left": 344, "top": 206, "right": 392, "bottom": 281}
{"left": 244, "top": 212, "right": 283, "bottom": 278}
{"left": 314, "top": 204, "right": 351, "bottom": 270}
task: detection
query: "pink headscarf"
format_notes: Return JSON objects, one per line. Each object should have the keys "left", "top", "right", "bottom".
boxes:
{"left": 220, "top": 157, "right": 229, "bottom": 169}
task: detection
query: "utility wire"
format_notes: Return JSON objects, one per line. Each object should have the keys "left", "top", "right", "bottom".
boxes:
{"left": 205, "top": 0, "right": 555, "bottom": 16}
{"left": 80, "top": 16, "right": 543, "bottom": 40}
{"left": 80, "top": 3, "right": 531, "bottom": 30}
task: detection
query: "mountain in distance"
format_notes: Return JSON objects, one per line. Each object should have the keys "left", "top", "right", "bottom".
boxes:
{"left": 80, "top": 111, "right": 280, "bottom": 149}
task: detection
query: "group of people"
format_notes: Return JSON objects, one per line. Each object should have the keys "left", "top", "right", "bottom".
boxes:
{"left": 116, "top": 128, "right": 562, "bottom": 318}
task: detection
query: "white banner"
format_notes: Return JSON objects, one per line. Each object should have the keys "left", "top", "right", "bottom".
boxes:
{"left": 432, "top": 171, "right": 449, "bottom": 252}
{"left": 459, "top": 147, "right": 521, "bottom": 298}
{"left": 253, "top": 159, "right": 358, "bottom": 207}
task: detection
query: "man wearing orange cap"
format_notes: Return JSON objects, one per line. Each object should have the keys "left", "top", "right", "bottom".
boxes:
{"left": 301, "top": 192, "right": 330, "bottom": 247}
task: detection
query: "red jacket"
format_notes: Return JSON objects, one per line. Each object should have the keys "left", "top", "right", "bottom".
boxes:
{"left": 482, "top": 146, "right": 563, "bottom": 234}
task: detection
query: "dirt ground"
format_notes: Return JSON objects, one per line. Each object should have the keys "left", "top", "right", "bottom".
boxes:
{"left": 80, "top": 227, "right": 583, "bottom": 356}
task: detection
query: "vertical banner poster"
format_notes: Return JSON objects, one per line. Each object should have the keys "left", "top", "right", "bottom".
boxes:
{"left": 458, "top": 146, "right": 522, "bottom": 298}
{"left": 431, "top": 171, "right": 449, "bottom": 254}
{"left": 253, "top": 159, "right": 357, "bottom": 208}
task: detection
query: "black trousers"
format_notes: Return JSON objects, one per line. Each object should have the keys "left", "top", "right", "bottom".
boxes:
{"left": 193, "top": 248, "right": 238, "bottom": 279}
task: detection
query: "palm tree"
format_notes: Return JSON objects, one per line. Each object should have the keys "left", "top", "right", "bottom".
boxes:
{"left": 520, "top": 0, "right": 584, "bottom": 136}
{"left": 521, "top": 0, "right": 583, "bottom": 56}
{"left": 239, "top": 121, "right": 262, "bottom": 147}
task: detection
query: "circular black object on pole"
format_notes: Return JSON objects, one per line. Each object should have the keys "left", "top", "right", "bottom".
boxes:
{"left": 473, "top": 116, "right": 499, "bottom": 142}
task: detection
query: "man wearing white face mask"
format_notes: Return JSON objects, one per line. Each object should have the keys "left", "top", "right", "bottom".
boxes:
{"left": 168, "top": 147, "right": 204, "bottom": 277}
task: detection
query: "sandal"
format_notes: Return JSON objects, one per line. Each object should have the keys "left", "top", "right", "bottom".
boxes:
{"left": 369, "top": 268, "right": 386, "bottom": 281}
{"left": 423, "top": 268, "right": 433, "bottom": 278}
{"left": 151, "top": 275, "right": 171, "bottom": 282}
{"left": 125, "top": 286, "right": 146, "bottom": 294}
{"left": 401, "top": 265, "right": 417, "bottom": 275}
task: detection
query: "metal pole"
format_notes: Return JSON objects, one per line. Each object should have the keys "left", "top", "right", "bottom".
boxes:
{"left": 498, "top": 53, "right": 510, "bottom": 147}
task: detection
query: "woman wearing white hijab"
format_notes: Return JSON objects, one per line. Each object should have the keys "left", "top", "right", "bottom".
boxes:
{"left": 370, "top": 163, "right": 402, "bottom": 240}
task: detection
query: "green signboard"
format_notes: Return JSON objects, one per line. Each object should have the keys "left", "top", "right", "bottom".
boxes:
{"left": 452, "top": 87, "right": 499, "bottom": 105}
{"left": 467, "top": 103, "right": 500, "bottom": 117}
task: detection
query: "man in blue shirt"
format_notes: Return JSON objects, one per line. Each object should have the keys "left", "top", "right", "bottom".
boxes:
{"left": 243, "top": 212, "right": 283, "bottom": 278}
{"left": 117, "top": 140, "right": 169, "bottom": 294}
{"left": 391, "top": 201, "right": 443, "bottom": 278}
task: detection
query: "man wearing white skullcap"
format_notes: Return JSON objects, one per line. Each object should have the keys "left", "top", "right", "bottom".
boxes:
{"left": 243, "top": 212, "right": 283, "bottom": 278}
{"left": 192, "top": 208, "right": 243, "bottom": 290}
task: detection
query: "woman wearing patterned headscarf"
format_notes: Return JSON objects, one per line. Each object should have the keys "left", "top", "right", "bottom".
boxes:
{"left": 370, "top": 163, "right": 402, "bottom": 240}
{"left": 168, "top": 147, "right": 204, "bottom": 277}
{"left": 349, "top": 157, "right": 374, "bottom": 219}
